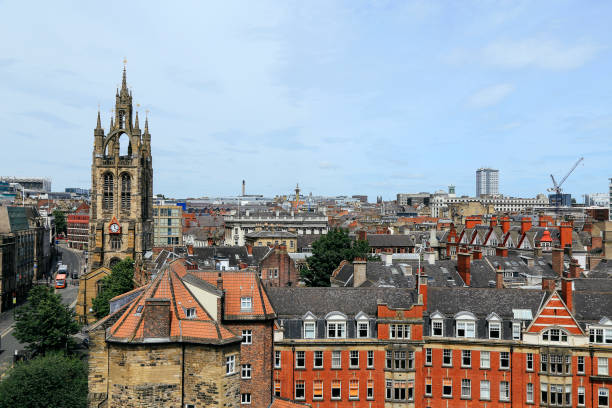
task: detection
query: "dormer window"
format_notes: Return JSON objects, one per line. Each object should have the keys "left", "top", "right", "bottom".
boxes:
{"left": 455, "top": 312, "right": 476, "bottom": 338}
{"left": 304, "top": 322, "right": 316, "bottom": 339}
{"left": 589, "top": 317, "right": 612, "bottom": 344}
{"left": 185, "top": 307, "right": 196, "bottom": 319}
{"left": 241, "top": 297, "right": 252, "bottom": 311}
{"left": 486, "top": 313, "right": 502, "bottom": 339}
{"left": 355, "top": 311, "right": 370, "bottom": 338}
{"left": 326, "top": 312, "right": 347, "bottom": 339}
{"left": 542, "top": 328, "right": 568, "bottom": 342}
{"left": 431, "top": 311, "right": 444, "bottom": 337}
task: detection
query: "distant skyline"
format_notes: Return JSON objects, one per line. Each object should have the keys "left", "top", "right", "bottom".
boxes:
{"left": 1, "top": 1, "right": 611, "bottom": 200}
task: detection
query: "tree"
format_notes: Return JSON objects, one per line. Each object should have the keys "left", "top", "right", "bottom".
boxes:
{"left": 91, "top": 257, "right": 134, "bottom": 318}
{"left": 0, "top": 352, "right": 87, "bottom": 408}
{"left": 52, "top": 209, "right": 66, "bottom": 236}
{"left": 13, "top": 286, "right": 80, "bottom": 355}
{"left": 302, "top": 228, "right": 370, "bottom": 287}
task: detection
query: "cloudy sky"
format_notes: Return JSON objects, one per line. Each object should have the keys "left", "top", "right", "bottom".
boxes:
{"left": 1, "top": 1, "right": 610, "bottom": 200}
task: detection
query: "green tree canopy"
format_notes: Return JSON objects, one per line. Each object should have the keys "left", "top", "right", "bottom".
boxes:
{"left": 301, "top": 228, "right": 370, "bottom": 287}
{"left": 13, "top": 286, "right": 80, "bottom": 355}
{"left": 91, "top": 257, "right": 134, "bottom": 318}
{"left": 0, "top": 352, "right": 87, "bottom": 408}
{"left": 52, "top": 209, "right": 66, "bottom": 236}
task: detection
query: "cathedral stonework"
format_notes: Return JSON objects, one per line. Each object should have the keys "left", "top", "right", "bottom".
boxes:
{"left": 88, "top": 67, "right": 153, "bottom": 272}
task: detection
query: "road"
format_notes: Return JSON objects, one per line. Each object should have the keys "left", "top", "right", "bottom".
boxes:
{"left": 0, "top": 245, "right": 83, "bottom": 375}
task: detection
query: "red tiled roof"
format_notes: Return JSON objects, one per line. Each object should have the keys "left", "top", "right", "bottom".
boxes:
{"left": 107, "top": 265, "right": 241, "bottom": 345}
{"left": 269, "top": 398, "right": 311, "bottom": 408}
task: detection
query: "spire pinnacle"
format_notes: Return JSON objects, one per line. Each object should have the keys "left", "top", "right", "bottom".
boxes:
{"left": 144, "top": 115, "right": 149, "bottom": 134}
{"left": 134, "top": 111, "right": 140, "bottom": 129}
{"left": 96, "top": 110, "right": 102, "bottom": 129}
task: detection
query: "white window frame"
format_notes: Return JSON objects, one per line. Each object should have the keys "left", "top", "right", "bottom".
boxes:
{"left": 313, "top": 350, "right": 323, "bottom": 368}
{"left": 313, "top": 380, "right": 323, "bottom": 400}
{"left": 274, "top": 350, "right": 281, "bottom": 368}
{"left": 295, "top": 351, "right": 305, "bottom": 368}
{"left": 432, "top": 317, "right": 444, "bottom": 337}
{"left": 578, "top": 355, "right": 585, "bottom": 374}
{"left": 303, "top": 321, "right": 316, "bottom": 339}
{"left": 241, "top": 329, "right": 252, "bottom": 344}
{"left": 598, "top": 357, "right": 609, "bottom": 376}
{"left": 367, "top": 350, "right": 374, "bottom": 368}
{"left": 240, "top": 297, "right": 252, "bottom": 311}
{"left": 526, "top": 353, "right": 533, "bottom": 371}
{"left": 455, "top": 311, "right": 476, "bottom": 338}
{"left": 461, "top": 379, "right": 471, "bottom": 398}
{"left": 295, "top": 380, "right": 305, "bottom": 400}
{"left": 526, "top": 383, "right": 534, "bottom": 403}
{"left": 358, "top": 321, "right": 369, "bottom": 338}
{"left": 578, "top": 386, "right": 585, "bottom": 406}
{"left": 480, "top": 351, "right": 490, "bottom": 369}
{"left": 185, "top": 307, "right": 196, "bottom": 319}
{"left": 443, "top": 349, "right": 452, "bottom": 367}
{"left": 500, "top": 351, "right": 510, "bottom": 369}
{"left": 499, "top": 381, "right": 510, "bottom": 401}
{"left": 241, "top": 393, "right": 251, "bottom": 405}
{"left": 331, "top": 380, "right": 342, "bottom": 400}
{"left": 512, "top": 322, "right": 521, "bottom": 340}
{"left": 600, "top": 388, "right": 609, "bottom": 408}
{"left": 225, "top": 355, "right": 236, "bottom": 375}
{"left": 241, "top": 364, "right": 251, "bottom": 379}
{"left": 480, "top": 380, "right": 490, "bottom": 401}
{"left": 349, "top": 350, "right": 360, "bottom": 368}
{"left": 332, "top": 350, "right": 342, "bottom": 369}
{"left": 461, "top": 350, "right": 471, "bottom": 368}
{"left": 489, "top": 322, "right": 501, "bottom": 339}
{"left": 425, "top": 348, "right": 432, "bottom": 365}
{"left": 326, "top": 313, "right": 348, "bottom": 339}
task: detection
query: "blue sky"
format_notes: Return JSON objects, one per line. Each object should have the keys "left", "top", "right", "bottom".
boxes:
{"left": 1, "top": 1, "right": 610, "bottom": 200}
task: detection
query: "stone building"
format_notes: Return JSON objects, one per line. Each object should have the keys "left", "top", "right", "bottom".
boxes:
{"left": 77, "top": 67, "right": 153, "bottom": 323}
{"left": 88, "top": 259, "right": 276, "bottom": 407}
{"left": 87, "top": 66, "right": 153, "bottom": 271}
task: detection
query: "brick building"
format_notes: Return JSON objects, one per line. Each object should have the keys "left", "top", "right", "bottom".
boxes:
{"left": 267, "top": 271, "right": 612, "bottom": 408}
{"left": 67, "top": 203, "right": 89, "bottom": 250}
{"left": 258, "top": 245, "right": 300, "bottom": 287}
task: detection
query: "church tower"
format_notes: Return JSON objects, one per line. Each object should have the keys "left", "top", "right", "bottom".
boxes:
{"left": 88, "top": 66, "right": 153, "bottom": 272}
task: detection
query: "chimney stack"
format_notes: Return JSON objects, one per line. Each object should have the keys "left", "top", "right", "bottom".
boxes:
{"left": 496, "top": 266, "right": 504, "bottom": 289}
{"left": 143, "top": 298, "right": 171, "bottom": 338}
{"left": 495, "top": 246, "right": 508, "bottom": 258}
{"left": 561, "top": 273, "right": 574, "bottom": 313}
{"left": 490, "top": 216, "right": 498, "bottom": 227}
{"left": 533, "top": 245, "right": 543, "bottom": 258}
{"left": 457, "top": 252, "right": 471, "bottom": 286}
{"left": 521, "top": 217, "right": 532, "bottom": 235}
{"left": 382, "top": 251, "right": 393, "bottom": 266}
{"left": 418, "top": 272, "right": 428, "bottom": 306}
{"left": 552, "top": 248, "right": 564, "bottom": 276}
{"left": 217, "top": 272, "right": 223, "bottom": 290}
{"left": 501, "top": 217, "right": 510, "bottom": 234}
{"left": 242, "top": 179, "right": 245, "bottom": 196}
{"left": 472, "top": 250, "right": 483, "bottom": 260}
{"left": 541, "top": 277, "right": 556, "bottom": 292}
{"left": 559, "top": 222, "right": 572, "bottom": 249}
{"left": 569, "top": 258, "right": 582, "bottom": 278}
{"left": 353, "top": 258, "right": 367, "bottom": 287}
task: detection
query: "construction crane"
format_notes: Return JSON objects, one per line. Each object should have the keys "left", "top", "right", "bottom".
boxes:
{"left": 547, "top": 157, "right": 584, "bottom": 196}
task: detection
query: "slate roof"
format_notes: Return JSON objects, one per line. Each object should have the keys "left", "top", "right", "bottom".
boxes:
{"left": 296, "top": 234, "right": 319, "bottom": 251}
{"left": 589, "top": 260, "right": 612, "bottom": 279}
{"left": 331, "top": 261, "right": 416, "bottom": 288}
{"left": 192, "top": 246, "right": 256, "bottom": 267}
{"left": 426, "top": 287, "right": 546, "bottom": 319}
{"left": 422, "top": 260, "right": 464, "bottom": 287}
{"left": 573, "top": 278, "right": 612, "bottom": 293}
{"left": 267, "top": 287, "right": 418, "bottom": 318}
{"left": 246, "top": 231, "right": 297, "bottom": 239}
{"left": 573, "top": 291, "right": 612, "bottom": 324}
{"left": 367, "top": 234, "right": 413, "bottom": 247}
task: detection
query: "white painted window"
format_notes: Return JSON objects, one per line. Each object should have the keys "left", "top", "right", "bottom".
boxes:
{"left": 480, "top": 380, "right": 490, "bottom": 400}
{"left": 240, "top": 297, "right": 252, "bottom": 311}
{"left": 598, "top": 357, "right": 609, "bottom": 376}
{"left": 225, "top": 355, "right": 236, "bottom": 374}
{"left": 241, "top": 364, "right": 251, "bottom": 379}
{"left": 303, "top": 322, "right": 316, "bottom": 339}
{"left": 461, "top": 379, "right": 471, "bottom": 398}
{"left": 241, "top": 330, "right": 252, "bottom": 344}
{"left": 480, "top": 351, "right": 490, "bottom": 369}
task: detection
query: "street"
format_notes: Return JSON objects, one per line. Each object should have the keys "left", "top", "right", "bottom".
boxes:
{"left": 0, "top": 245, "right": 83, "bottom": 375}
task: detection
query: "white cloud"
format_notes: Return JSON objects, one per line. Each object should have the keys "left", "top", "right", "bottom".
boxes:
{"left": 483, "top": 39, "right": 601, "bottom": 70}
{"left": 467, "top": 83, "right": 515, "bottom": 108}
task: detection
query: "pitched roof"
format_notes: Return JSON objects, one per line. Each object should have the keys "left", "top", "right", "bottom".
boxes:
{"left": 426, "top": 287, "right": 545, "bottom": 319}
{"left": 267, "top": 287, "right": 417, "bottom": 318}
{"left": 106, "top": 266, "right": 241, "bottom": 345}
{"left": 367, "top": 234, "right": 413, "bottom": 247}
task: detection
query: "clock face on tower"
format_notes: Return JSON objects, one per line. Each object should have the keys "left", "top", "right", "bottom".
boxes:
{"left": 109, "top": 222, "right": 121, "bottom": 234}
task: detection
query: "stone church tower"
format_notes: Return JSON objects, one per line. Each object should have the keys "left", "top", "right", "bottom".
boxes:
{"left": 88, "top": 67, "right": 153, "bottom": 271}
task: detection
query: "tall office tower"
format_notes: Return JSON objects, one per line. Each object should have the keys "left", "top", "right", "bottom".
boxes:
{"left": 476, "top": 168, "right": 499, "bottom": 197}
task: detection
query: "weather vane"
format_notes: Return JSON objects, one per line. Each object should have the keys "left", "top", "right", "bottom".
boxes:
{"left": 123, "top": 57, "right": 127, "bottom": 68}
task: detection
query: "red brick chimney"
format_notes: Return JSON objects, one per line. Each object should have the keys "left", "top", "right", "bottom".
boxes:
{"left": 521, "top": 217, "right": 532, "bottom": 235}
{"left": 552, "top": 248, "right": 564, "bottom": 276}
{"left": 496, "top": 246, "right": 508, "bottom": 258}
{"left": 541, "top": 277, "right": 556, "bottom": 292}
{"left": 357, "top": 230, "right": 367, "bottom": 241}
{"left": 539, "top": 218, "right": 548, "bottom": 228}
{"left": 187, "top": 245, "right": 194, "bottom": 256}
{"left": 501, "top": 217, "right": 510, "bottom": 234}
{"left": 490, "top": 216, "right": 498, "bottom": 227}
{"left": 496, "top": 266, "right": 504, "bottom": 289}
{"left": 472, "top": 250, "right": 483, "bottom": 260}
{"left": 559, "top": 222, "right": 572, "bottom": 249}
{"left": 561, "top": 274, "right": 573, "bottom": 313}
{"left": 418, "top": 272, "right": 428, "bottom": 306}
{"left": 143, "top": 298, "right": 171, "bottom": 338}
{"left": 465, "top": 217, "right": 481, "bottom": 229}
{"left": 246, "top": 243, "right": 253, "bottom": 255}
{"left": 569, "top": 258, "right": 582, "bottom": 278}
{"left": 457, "top": 252, "right": 471, "bottom": 286}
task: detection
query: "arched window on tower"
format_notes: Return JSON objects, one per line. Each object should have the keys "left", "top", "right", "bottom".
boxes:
{"left": 121, "top": 173, "right": 131, "bottom": 211}
{"left": 103, "top": 173, "right": 114, "bottom": 210}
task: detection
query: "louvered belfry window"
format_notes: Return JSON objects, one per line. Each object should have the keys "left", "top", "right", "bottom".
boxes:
{"left": 103, "top": 173, "right": 114, "bottom": 210}
{"left": 121, "top": 173, "right": 131, "bottom": 211}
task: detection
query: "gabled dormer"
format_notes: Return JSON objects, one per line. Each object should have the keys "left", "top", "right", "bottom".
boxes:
{"left": 302, "top": 311, "right": 317, "bottom": 339}
{"left": 524, "top": 291, "right": 586, "bottom": 346}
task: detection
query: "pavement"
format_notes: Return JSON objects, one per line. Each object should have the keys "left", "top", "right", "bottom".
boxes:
{"left": 0, "top": 245, "right": 83, "bottom": 375}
